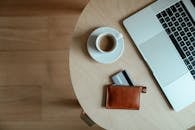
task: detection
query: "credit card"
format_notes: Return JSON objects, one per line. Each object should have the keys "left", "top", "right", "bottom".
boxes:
{"left": 111, "top": 70, "right": 133, "bottom": 86}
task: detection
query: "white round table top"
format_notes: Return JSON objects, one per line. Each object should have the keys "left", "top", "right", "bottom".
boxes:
{"left": 69, "top": 0, "right": 195, "bottom": 129}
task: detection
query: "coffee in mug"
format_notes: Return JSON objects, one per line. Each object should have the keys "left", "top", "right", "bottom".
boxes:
{"left": 96, "top": 34, "right": 116, "bottom": 53}
{"left": 99, "top": 35, "right": 115, "bottom": 52}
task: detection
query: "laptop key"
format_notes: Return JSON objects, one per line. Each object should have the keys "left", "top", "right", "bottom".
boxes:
{"left": 174, "top": 21, "right": 179, "bottom": 26}
{"left": 166, "top": 8, "right": 173, "bottom": 16}
{"left": 183, "top": 36, "right": 188, "bottom": 41}
{"left": 193, "top": 32, "right": 195, "bottom": 37}
{"left": 175, "top": 2, "right": 181, "bottom": 7}
{"left": 186, "top": 51, "right": 191, "bottom": 56}
{"left": 192, "top": 61, "right": 195, "bottom": 66}
{"left": 187, "top": 32, "right": 191, "bottom": 37}
{"left": 191, "top": 70, "right": 195, "bottom": 75}
{"left": 187, "top": 65, "right": 193, "bottom": 70}
{"left": 162, "top": 23, "right": 168, "bottom": 28}
{"left": 175, "top": 13, "right": 179, "bottom": 17}
{"left": 174, "top": 32, "right": 179, "bottom": 37}
{"left": 178, "top": 17, "right": 183, "bottom": 22}
{"left": 192, "top": 51, "right": 195, "bottom": 56}
{"left": 180, "top": 31, "right": 185, "bottom": 36}
{"left": 184, "top": 17, "right": 189, "bottom": 22}
{"left": 184, "top": 58, "right": 190, "bottom": 65}
{"left": 166, "top": 28, "right": 171, "bottom": 34}
{"left": 193, "top": 42, "right": 195, "bottom": 47}
{"left": 161, "top": 11, "right": 167, "bottom": 17}
{"left": 181, "top": 12, "right": 186, "bottom": 17}
{"left": 178, "top": 7, "right": 183, "bottom": 12}
{"left": 187, "top": 22, "right": 192, "bottom": 27}
{"left": 190, "top": 27, "right": 195, "bottom": 32}
{"left": 157, "top": 13, "right": 162, "bottom": 19}
{"left": 184, "top": 27, "right": 189, "bottom": 32}
{"left": 171, "top": 5, "right": 177, "bottom": 12}
{"left": 168, "top": 22, "right": 173, "bottom": 27}
{"left": 165, "top": 17, "right": 170, "bottom": 22}
{"left": 180, "top": 41, "right": 185, "bottom": 46}
{"left": 183, "top": 46, "right": 188, "bottom": 51}
{"left": 159, "top": 18, "right": 165, "bottom": 23}
{"left": 171, "top": 17, "right": 176, "bottom": 21}
{"left": 181, "top": 22, "right": 186, "bottom": 27}
{"left": 190, "top": 37, "right": 195, "bottom": 42}
{"left": 189, "top": 56, "right": 194, "bottom": 61}
{"left": 171, "top": 27, "right": 176, "bottom": 32}
{"left": 177, "top": 36, "right": 182, "bottom": 41}
{"left": 189, "top": 46, "right": 194, "bottom": 51}
{"left": 177, "top": 26, "right": 182, "bottom": 31}
{"left": 186, "top": 41, "right": 191, "bottom": 46}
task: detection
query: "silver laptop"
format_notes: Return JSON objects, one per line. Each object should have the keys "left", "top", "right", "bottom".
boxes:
{"left": 123, "top": 0, "right": 195, "bottom": 111}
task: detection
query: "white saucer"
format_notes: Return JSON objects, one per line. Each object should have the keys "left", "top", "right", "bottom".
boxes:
{"left": 87, "top": 27, "right": 124, "bottom": 64}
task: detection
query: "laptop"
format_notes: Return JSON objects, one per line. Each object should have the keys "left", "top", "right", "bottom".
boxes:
{"left": 123, "top": 0, "right": 195, "bottom": 111}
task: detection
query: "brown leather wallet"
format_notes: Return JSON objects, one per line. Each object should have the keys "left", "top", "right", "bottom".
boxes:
{"left": 106, "top": 85, "right": 147, "bottom": 110}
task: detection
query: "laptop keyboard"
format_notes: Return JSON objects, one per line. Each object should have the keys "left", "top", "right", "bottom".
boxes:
{"left": 156, "top": 1, "right": 195, "bottom": 79}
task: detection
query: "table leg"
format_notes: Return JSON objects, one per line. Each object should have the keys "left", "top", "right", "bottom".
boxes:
{"left": 80, "top": 110, "right": 95, "bottom": 127}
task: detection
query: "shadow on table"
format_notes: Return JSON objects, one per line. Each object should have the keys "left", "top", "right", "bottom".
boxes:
{"left": 0, "top": 0, "right": 88, "bottom": 16}
{"left": 101, "top": 85, "right": 108, "bottom": 107}
{"left": 73, "top": 27, "right": 97, "bottom": 60}
{"left": 50, "top": 98, "right": 80, "bottom": 109}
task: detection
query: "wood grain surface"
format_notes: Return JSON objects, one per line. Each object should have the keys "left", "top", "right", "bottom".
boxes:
{"left": 0, "top": 0, "right": 102, "bottom": 129}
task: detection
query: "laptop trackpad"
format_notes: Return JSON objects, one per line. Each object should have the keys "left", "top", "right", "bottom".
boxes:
{"left": 139, "top": 31, "right": 188, "bottom": 87}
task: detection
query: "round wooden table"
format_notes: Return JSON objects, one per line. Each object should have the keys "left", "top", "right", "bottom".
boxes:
{"left": 69, "top": 0, "right": 195, "bottom": 129}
